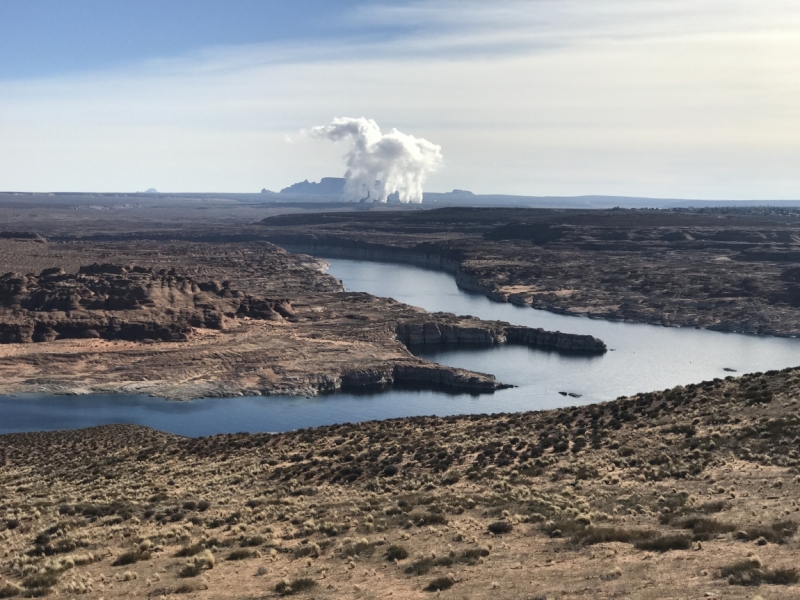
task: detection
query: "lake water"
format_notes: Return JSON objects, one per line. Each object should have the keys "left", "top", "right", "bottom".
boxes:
{"left": 2, "top": 258, "right": 799, "bottom": 437}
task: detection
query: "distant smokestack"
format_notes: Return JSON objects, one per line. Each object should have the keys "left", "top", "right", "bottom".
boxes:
{"left": 311, "top": 117, "right": 443, "bottom": 203}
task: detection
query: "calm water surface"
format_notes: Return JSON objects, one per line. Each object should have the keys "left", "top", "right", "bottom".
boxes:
{"left": 2, "top": 258, "right": 799, "bottom": 436}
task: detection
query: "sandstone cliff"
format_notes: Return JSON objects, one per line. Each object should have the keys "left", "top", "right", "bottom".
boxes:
{"left": 0, "top": 264, "right": 295, "bottom": 344}
{"left": 395, "top": 320, "right": 606, "bottom": 353}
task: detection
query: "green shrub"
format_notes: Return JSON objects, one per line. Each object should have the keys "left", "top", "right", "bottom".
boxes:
{"left": 112, "top": 551, "right": 142, "bottom": 566}
{"left": 179, "top": 564, "right": 203, "bottom": 578}
{"left": 385, "top": 544, "right": 408, "bottom": 560}
{"left": 487, "top": 521, "right": 513, "bottom": 535}
{"left": 425, "top": 577, "right": 454, "bottom": 592}
{"left": 175, "top": 543, "right": 204, "bottom": 557}
{"left": 0, "top": 584, "right": 19, "bottom": 598}
{"left": 721, "top": 561, "right": 798, "bottom": 586}
{"left": 226, "top": 549, "right": 253, "bottom": 561}
{"left": 342, "top": 541, "right": 374, "bottom": 557}
{"left": 275, "top": 578, "right": 316, "bottom": 596}
{"left": 744, "top": 521, "right": 797, "bottom": 544}
{"left": 240, "top": 536, "right": 266, "bottom": 547}
{"left": 634, "top": 534, "right": 691, "bottom": 552}
{"left": 574, "top": 527, "right": 656, "bottom": 546}
{"left": 22, "top": 571, "right": 59, "bottom": 592}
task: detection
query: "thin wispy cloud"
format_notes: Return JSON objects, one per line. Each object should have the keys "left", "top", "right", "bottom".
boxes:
{"left": 352, "top": 0, "right": 800, "bottom": 55}
{"left": 0, "top": 0, "right": 798, "bottom": 198}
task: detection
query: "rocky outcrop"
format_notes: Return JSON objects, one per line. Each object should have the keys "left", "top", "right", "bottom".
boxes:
{"left": 396, "top": 321, "right": 503, "bottom": 346}
{"left": 395, "top": 320, "right": 607, "bottom": 353}
{"left": 505, "top": 326, "right": 607, "bottom": 352}
{"left": 391, "top": 363, "right": 506, "bottom": 392}
{"left": 0, "top": 264, "right": 296, "bottom": 344}
{"left": 332, "top": 363, "right": 506, "bottom": 393}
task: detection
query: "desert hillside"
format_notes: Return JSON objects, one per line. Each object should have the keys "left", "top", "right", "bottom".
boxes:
{"left": 2, "top": 367, "right": 800, "bottom": 598}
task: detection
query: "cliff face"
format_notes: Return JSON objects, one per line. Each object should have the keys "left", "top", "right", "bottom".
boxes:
{"left": 332, "top": 364, "right": 505, "bottom": 394}
{"left": 395, "top": 320, "right": 607, "bottom": 353}
{"left": 0, "top": 264, "right": 296, "bottom": 344}
{"left": 259, "top": 208, "right": 800, "bottom": 337}
{"left": 505, "top": 326, "right": 608, "bottom": 352}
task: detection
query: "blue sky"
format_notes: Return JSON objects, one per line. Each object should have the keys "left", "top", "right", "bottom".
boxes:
{"left": 0, "top": 1, "right": 402, "bottom": 79}
{"left": 1, "top": 1, "right": 799, "bottom": 198}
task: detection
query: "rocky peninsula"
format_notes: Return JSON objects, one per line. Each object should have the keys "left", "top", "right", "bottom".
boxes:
{"left": 0, "top": 240, "right": 603, "bottom": 400}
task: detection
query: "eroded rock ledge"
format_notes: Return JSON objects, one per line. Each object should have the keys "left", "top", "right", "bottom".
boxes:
{"left": 333, "top": 364, "right": 507, "bottom": 394}
{"left": 0, "top": 264, "right": 296, "bottom": 344}
{"left": 395, "top": 320, "right": 606, "bottom": 353}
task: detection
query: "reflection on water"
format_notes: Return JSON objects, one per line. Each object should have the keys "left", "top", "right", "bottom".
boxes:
{"left": 0, "top": 391, "right": 494, "bottom": 438}
{"left": 1, "top": 258, "right": 799, "bottom": 437}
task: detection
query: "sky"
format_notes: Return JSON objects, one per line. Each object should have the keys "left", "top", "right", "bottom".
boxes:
{"left": 0, "top": 0, "right": 799, "bottom": 198}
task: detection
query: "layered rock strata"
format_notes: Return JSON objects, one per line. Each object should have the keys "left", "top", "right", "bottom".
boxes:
{"left": 334, "top": 364, "right": 506, "bottom": 393}
{"left": 395, "top": 320, "right": 606, "bottom": 353}
{"left": 0, "top": 264, "right": 296, "bottom": 344}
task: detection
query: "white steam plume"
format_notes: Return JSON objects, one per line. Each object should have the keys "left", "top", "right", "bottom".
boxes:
{"left": 311, "top": 117, "right": 443, "bottom": 203}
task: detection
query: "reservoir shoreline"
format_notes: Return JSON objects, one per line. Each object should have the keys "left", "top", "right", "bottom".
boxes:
{"left": 2, "top": 257, "right": 799, "bottom": 437}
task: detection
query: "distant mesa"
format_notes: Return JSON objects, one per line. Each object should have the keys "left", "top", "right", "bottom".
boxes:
{"left": 261, "top": 188, "right": 274, "bottom": 194}
{"left": 280, "top": 177, "right": 345, "bottom": 196}
{"left": 277, "top": 179, "right": 476, "bottom": 202}
{"left": 139, "top": 188, "right": 158, "bottom": 194}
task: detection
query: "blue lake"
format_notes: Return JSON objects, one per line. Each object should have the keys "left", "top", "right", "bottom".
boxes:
{"left": 2, "top": 258, "right": 799, "bottom": 436}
